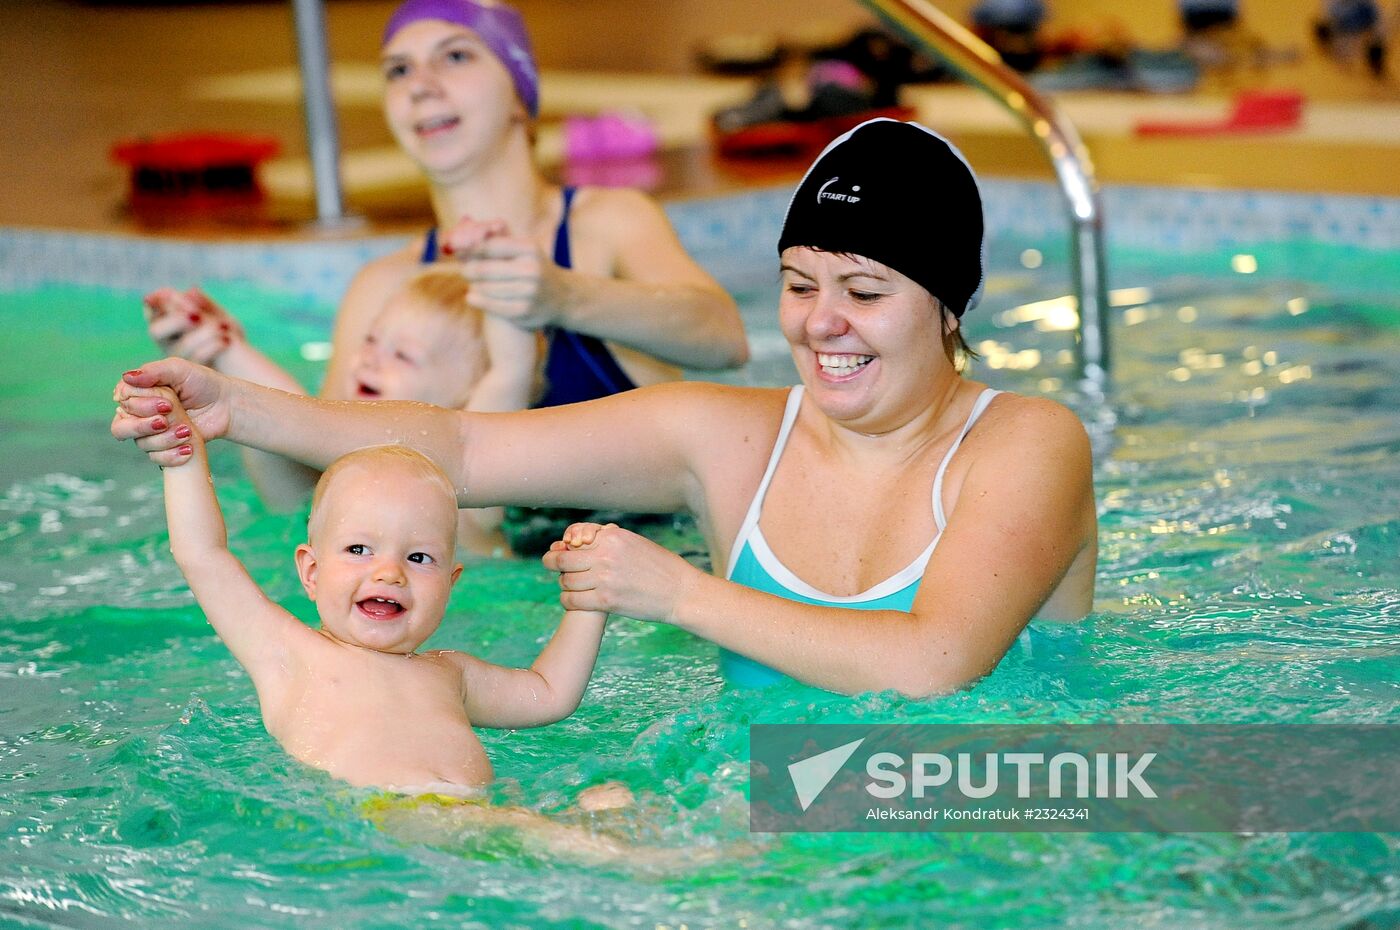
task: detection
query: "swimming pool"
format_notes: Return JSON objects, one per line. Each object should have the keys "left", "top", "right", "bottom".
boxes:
{"left": 2, "top": 182, "right": 1399, "bottom": 928}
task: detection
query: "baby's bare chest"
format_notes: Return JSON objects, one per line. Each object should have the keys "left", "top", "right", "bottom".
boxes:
{"left": 271, "top": 656, "right": 473, "bottom": 750}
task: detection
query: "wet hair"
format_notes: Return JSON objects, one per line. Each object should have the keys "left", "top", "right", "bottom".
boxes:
{"left": 397, "top": 270, "right": 480, "bottom": 332}
{"left": 386, "top": 269, "right": 488, "bottom": 379}
{"left": 938, "top": 302, "right": 979, "bottom": 370}
{"left": 307, "top": 445, "right": 459, "bottom": 544}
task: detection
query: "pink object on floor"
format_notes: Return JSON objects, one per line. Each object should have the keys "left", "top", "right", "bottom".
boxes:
{"left": 1134, "top": 89, "right": 1304, "bottom": 136}
{"left": 564, "top": 111, "right": 659, "bottom": 161}
{"left": 807, "top": 59, "right": 870, "bottom": 93}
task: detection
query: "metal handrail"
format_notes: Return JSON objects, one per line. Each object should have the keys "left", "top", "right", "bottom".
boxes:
{"left": 290, "top": 0, "right": 351, "bottom": 226}
{"left": 857, "top": 0, "right": 1111, "bottom": 383}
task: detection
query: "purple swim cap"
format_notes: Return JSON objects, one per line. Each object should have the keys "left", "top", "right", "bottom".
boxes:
{"left": 382, "top": 0, "right": 540, "bottom": 117}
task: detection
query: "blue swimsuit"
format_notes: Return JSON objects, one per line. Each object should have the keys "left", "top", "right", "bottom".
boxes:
{"left": 721, "top": 385, "right": 1033, "bottom": 687}
{"left": 421, "top": 186, "right": 638, "bottom": 408}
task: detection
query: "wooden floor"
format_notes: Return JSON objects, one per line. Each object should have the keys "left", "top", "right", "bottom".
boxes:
{"left": 2, "top": 0, "right": 1398, "bottom": 239}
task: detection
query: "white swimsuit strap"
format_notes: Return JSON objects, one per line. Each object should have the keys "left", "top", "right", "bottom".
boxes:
{"left": 931, "top": 388, "right": 1001, "bottom": 530}
{"left": 725, "top": 385, "right": 806, "bottom": 579}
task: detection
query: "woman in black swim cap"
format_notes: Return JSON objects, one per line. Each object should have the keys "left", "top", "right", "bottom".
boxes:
{"left": 117, "top": 118, "right": 1097, "bottom": 696}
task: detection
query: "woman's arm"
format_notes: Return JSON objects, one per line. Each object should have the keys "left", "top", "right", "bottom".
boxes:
{"left": 204, "top": 332, "right": 321, "bottom": 509}
{"left": 545, "top": 400, "right": 1097, "bottom": 696}
{"left": 145, "top": 287, "right": 319, "bottom": 508}
{"left": 445, "top": 189, "right": 749, "bottom": 371}
{"left": 113, "top": 360, "right": 718, "bottom": 514}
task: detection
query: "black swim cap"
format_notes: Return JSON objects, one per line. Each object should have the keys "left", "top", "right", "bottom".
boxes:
{"left": 777, "top": 118, "right": 985, "bottom": 317}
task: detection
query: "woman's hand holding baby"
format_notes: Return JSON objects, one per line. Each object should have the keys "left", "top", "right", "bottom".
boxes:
{"left": 544, "top": 522, "right": 702, "bottom": 625}
{"left": 111, "top": 359, "right": 232, "bottom": 467}
{"left": 440, "top": 216, "right": 564, "bottom": 331}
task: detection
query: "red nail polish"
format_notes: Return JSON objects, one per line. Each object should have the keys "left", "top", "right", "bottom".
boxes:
{"left": 188, "top": 313, "right": 202, "bottom": 324}
{"left": 178, "top": 445, "right": 193, "bottom": 457}
{"left": 218, "top": 321, "right": 230, "bottom": 331}
{"left": 156, "top": 400, "right": 172, "bottom": 414}
{"left": 441, "top": 242, "right": 454, "bottom": 255}
{"left": 124, "top": 369, "right": 143, "bottom": 378}
{"left": 174, "top": 425, "right": 191, "bottom": 439}
{"left": 152, "top": 417, "right": 167, "bottom": 431}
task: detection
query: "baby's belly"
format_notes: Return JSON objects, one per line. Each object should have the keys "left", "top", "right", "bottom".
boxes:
{"left": 276, "top": 709, "right": 493, "bottom": 791}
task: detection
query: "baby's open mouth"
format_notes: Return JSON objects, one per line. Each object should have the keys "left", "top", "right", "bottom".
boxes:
{"left": 356, "top": 381, "right": 381, "bottom": 398}
{"left": 357, "top": 597, "right": 405, "bottom": 621}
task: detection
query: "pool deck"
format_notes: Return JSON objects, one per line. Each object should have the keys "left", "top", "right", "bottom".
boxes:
{"left": 2, "top": 0, "right": 1398, "bottom": 240}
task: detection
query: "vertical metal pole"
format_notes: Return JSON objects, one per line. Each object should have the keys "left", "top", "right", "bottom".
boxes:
{"left": 290, "top": 0, "right": 347, "bottom": 224}
{"left": 1072, "top": 214, "right": 1110, "bottom": 387}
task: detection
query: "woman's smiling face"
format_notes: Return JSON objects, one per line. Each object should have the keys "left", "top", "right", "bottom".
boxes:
{"left": 779, "top": 246, "right": 958, "bottom": 433}
{"left": 380, "top": 19, "right": 525, "bottom": 180}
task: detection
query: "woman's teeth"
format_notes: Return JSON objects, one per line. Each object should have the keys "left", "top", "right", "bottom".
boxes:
{"left": 817, "top": 353, "right": 874, "bottom": 376}
{"left": 416, "top": 116, "right": 458, "bottom": 134}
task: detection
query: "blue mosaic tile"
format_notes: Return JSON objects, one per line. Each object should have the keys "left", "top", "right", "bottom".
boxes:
{"left": 2, "top": 183, "right": 1396, "bottom": 304}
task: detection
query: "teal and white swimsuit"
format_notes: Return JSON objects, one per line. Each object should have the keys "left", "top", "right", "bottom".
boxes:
{"left": 720, "top": 385, "right": 1032, "bottom": 688}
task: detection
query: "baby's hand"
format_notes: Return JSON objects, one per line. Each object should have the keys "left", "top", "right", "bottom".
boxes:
{"left": 557, "top": 522, "right": 611, "bottom": 551}
{"left": 143, "top": 287, "right": 244, "bottom": 367}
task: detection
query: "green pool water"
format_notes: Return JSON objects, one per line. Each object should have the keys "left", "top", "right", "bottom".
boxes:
{"left": 2, "top": 238, "right": 1399, "bottom": 928}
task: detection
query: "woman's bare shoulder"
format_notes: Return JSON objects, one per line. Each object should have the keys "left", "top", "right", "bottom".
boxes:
{"left": 349, "top": 239, "right": 426, "bottom": 289}
{"left": 641, "top": 383, "right": 795, "bottom": 518}
{"left": 985, "top": 390, "right": 1088, "bottom": 430}
{"left": 613, "top": 382, "right": 793, "bottom": 470}
{"left": 974, "top": 391, "right": 1093, "bottom": 468}
{"left": 566, "top": 186, "right": 672, "bottom": 241}
{"left": 337, "top": 240, "right": 427, "bottom": 322}
{"left": 568, "top": 184, "right": 659, "bottom": 218}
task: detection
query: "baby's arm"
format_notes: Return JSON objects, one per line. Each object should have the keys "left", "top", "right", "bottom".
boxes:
{"left": 145, "top": 287, "right": 308, "bottom": 393}
{"left": 458, "top": 524, "right": 610, "bottom": 728}
{"left": 145, "top": 287, "right": 319, "bottom": 510}
{"left": 456, "top": 316, "right": 540, "bottom": 556}
{"left": 465, "top": 316, "right": 542, "bottom": 413}
{"left": 156, "top": 390, "right": 307, "bottom": 696}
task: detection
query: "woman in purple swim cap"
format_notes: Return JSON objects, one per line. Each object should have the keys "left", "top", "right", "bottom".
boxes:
{"left": 142, "top": 0, "right": 747, "bottom": 534}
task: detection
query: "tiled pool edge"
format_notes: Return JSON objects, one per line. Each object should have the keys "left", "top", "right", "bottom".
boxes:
{"left": 3, "top": 182, "right": 1397, "bottom": 306}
